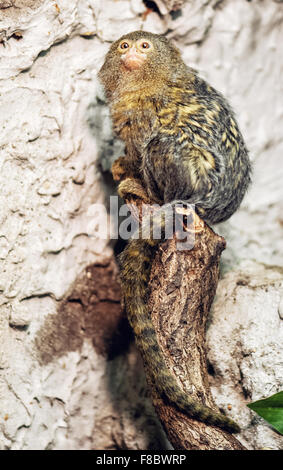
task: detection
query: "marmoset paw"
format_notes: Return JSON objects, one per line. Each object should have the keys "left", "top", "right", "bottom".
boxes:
{"left": 175, "top": 206, "right": 205, "bottom": 234}
{"left": 111, "top": 156, "right": 129, "bottom": 181}
{"left": 118, "top": 178, "right": 151, "bottom": 204}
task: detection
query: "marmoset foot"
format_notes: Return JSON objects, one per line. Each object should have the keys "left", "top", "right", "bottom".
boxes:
{"left": 175, "top": 206, "right": 205, "bottom": 234}
{"left": 118, "top": 177, "right": 151, "bottom": 205}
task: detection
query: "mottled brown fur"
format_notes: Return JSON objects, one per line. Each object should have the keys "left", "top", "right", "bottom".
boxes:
{"left": 99, "top": 31, "right": 251, "bottom": 433}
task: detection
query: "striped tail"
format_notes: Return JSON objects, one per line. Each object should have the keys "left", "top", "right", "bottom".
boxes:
{"left": 119, "top": 204, "right": 240, "bottom": 433}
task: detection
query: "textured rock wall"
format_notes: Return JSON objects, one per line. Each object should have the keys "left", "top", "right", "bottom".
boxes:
{"left": 0, "top": 0, "right": 282, "bottom": 449}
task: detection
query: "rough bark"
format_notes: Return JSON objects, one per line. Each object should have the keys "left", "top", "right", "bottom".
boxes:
{"left": 148, "top": 237, "right": 245, "bottom": 450}
{"left": 124, "top": 198, "right": 246, "bottom": 450}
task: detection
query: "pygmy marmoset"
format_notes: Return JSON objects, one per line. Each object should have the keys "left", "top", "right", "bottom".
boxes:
{"left": 99, "top": 31, "right": 251, "bottom": 433}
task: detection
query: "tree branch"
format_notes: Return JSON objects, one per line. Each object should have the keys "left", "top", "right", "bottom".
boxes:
{"left": 125, "top": 197, "right": 246, "bottom": 450}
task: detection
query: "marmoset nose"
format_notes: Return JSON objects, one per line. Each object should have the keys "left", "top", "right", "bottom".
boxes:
{"left": 127, "top": 46, "right": 139, "bottom": 56}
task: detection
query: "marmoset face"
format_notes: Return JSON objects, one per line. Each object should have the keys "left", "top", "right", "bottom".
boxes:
{"left": 98, "top": 30, "right": 186, "bottom": 100}
{"left": 117, "top": 38, "right": 154, "bottom": 71}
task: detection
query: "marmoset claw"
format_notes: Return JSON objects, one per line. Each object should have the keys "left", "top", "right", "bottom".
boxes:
{"left": 175, "top": 206, "right": 204, "bottom": 233}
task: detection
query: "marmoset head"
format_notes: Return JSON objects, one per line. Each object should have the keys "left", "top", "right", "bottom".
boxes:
{"left": 98, "top": 31, "right": 186, "bottom": 99}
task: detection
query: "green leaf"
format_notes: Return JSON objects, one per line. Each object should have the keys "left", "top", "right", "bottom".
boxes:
{"left": 247, "top": 391, "right": 283, "bottom": 434}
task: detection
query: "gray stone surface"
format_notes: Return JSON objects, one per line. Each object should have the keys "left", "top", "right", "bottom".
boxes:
{"left": 207, "top": 262, "right": 283, "bottom": 450}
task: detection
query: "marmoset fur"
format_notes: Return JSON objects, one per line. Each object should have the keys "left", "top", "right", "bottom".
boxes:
{"left": 99, "top": 31, "right": 251, "bottom": 433}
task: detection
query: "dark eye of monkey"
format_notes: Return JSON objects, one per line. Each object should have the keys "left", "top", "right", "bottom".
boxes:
{"left": 141, "top": 42, "right": 151, "bottom": 49}
{"left": 120, "top": 42, "right": 129, "bottom": 49}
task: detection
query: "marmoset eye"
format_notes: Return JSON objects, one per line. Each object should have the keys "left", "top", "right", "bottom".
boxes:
{"left": 120, "top": 42, "right": 129, "bottom": 50}
{"left": 141, "top": 42, "right": 150, "bottom": 49}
